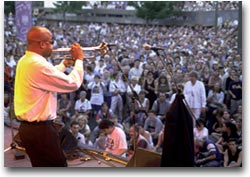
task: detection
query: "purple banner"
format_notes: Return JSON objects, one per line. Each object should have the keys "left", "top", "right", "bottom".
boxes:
{"left": 15, "top": 1, "right": 32, "bottom": 42}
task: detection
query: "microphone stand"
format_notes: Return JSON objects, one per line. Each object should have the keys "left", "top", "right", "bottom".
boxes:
{"left": 4, "top": 80, "right": 26, "bottom": 157}
{"left": 107, "top": 46, "right": 147, "bottom": 114}
{"left": 130, "top": 97, "right": 137, "bottom": 167}
{"left": 106, "top": 46, "right": 145, "bottom": 167}
{"left": 152, "top": 48, "right": 196, "bottom": 124}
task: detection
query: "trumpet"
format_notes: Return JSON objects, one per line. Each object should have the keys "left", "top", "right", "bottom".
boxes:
{"left": 52, "top": 42, "right": 111, "bottom": 60}
{"left": 52, "top": 42, "right": 108, "bottom": 53}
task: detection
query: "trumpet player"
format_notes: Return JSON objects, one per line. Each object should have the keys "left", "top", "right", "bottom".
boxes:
{"left": 14, "top": 26, "right": 84, "bottom": 167}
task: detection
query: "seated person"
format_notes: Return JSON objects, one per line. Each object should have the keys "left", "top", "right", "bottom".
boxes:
{"left": 93, "top": 131, "right": 107, "bottom": 151}
{"left": 210, "top": 110, "right": 225, "bottom": 142}
{"left": 127, "top": 125, "right": 154, "bottom": 159}
{"left": 123, "top": 111, "right": 143, "bottom": 136}
{"left": 138, "top": 124, "right": 154, "bottom": 148}
{"left": 76, "top": 114, "right": 91, "bottom": 138}
{"left": 216, "top": 121, "right": 239, "bottom": 153}
{"left": 98, "top": 119, "right": 127, "bottom": 156}
{"left": 72, "top": 91, "right": 92, "bottom": 122}
{"left": 69, "top": 121, "right": 86, "bottom": 148}
{"left": 194, "top": 119, "right": 208, "bottom": 141}
{"left": 144, "top": 110, "right": 163, "bottom": 145}
{"left": 193, "top": 119, "right": 208, "bottom": 156}
{"left": 154, "top": 124, "right": 165, "bottom": 153}
{"left": 223, "top": 138, "right": 242, "bottom": 167}
{"left": 96, "top": 102, "right": 114, "bottom": 124}
{"left": 195, "top": 138, "right": 223, "bottom": 167}
{"left": 57, "top": 93, "right": 72, "bottom": 127}
{"left": 110, "top": 114, "right": 123, "bottom": 130}
{"left": 151, "top": 92, "right": 171, "bottom": 123}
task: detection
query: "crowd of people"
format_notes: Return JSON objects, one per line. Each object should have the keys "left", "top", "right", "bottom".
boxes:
{"left": 85, "top": 1, "right": 239, "bottom": 11}
{"left": 4, "top": 7, "right": 242, "bottom": 167}
{"left": 181, "top": 1, "right": 239, "bottom": 11}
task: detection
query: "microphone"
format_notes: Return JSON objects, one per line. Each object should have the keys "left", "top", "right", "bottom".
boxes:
{"left": 143, "top": 43, "right": 165, "bottom": 51}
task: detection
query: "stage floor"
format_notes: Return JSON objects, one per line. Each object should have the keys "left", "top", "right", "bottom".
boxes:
{"left": 3, "top": 126, "right": 126, "bottom": 168}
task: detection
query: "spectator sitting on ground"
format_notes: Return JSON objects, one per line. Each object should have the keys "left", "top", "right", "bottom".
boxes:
{"left": 194, "top": 119, "right": 209, "bottom": 141}
{"left": 69, "top": 121, "right": 86, "bottom": 148}
{"left": 216, "top": 121, "right": 239, "bottom": 153}
{"left": 154, "top": 124, "right": 165, "bottom": 153}
{"left": 93, "top": 131, "right": 107, "bottom": 151}
{"left": 144, "top": 110, "right": 163, "bottom": 146}
{"left": 210, "top": 109, "right": 225, "bottom": 142}
{"left": 195, "top": 138, "right": 223, "bottom": 167}
{"left": 72, "top": 91, "right": 92, "bottom": 122}
{"left": 96, "top": 102, "right": 114, "bottom": 124}
{"left": 127, "top": 124, "right": 154, "bottom": 159}
{"left": 110, "top": 114, "right": 124, "bottom": 130}
{"left": 76, "top": 114, "right": 91, "bottom": 138}
{"left": 223, "top": 138, "right": 242, "bottom": 167}
{"left": 151, "top": 92, "right": 171, "bottom": 123}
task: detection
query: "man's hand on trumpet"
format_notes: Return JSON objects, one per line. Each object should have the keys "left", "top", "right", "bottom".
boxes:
{"left": 63, "top": 43, "right": 84, "bottom": 67}
{"left": 70, "top": 43, "right": 84, "bottom": 60}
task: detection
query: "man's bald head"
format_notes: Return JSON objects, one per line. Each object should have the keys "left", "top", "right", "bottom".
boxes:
{"left": 27, "top": 26, "right": 52, "bottom": 44}
{"left": 26, "top": 26, "right": 53, "bottom": 58}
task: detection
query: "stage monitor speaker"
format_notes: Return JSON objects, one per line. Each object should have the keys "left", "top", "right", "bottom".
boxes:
{"left": 126, "top": 148, "right": 161, "bottom": 167}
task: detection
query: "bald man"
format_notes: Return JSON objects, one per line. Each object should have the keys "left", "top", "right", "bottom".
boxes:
{"left": 14, "top": 26, "right": 84, "bottom": 167}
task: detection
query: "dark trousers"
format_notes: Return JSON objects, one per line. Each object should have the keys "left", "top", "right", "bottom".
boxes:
{"left": 19, "top": 121, "right": 67, "bottom": 167}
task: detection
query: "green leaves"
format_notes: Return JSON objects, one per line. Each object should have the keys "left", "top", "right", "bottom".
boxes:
{"left": 53, "top": 1, "right": 87, "bottom": 13}
{"left": 134, "top": 1, "right": 180, "bottom": 21}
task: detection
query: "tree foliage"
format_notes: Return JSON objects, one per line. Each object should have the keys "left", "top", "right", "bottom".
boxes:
{"left": 53, "top": 1, "right": 87, "bottom": 13}
{"left": 4, "top": 1, "right": 15, "bottom": 16}
{"left": 129, "top": 1, "right": 181, "bottom": 21}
